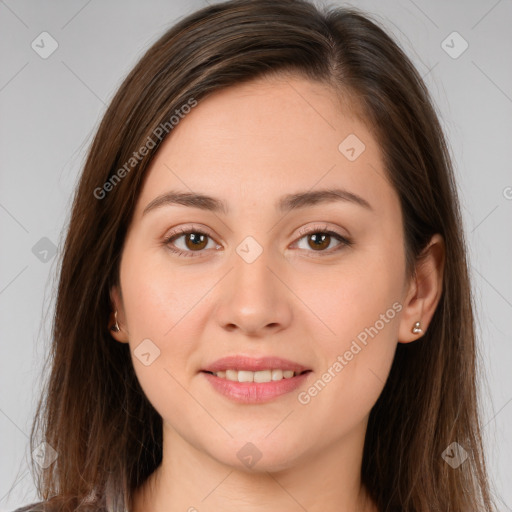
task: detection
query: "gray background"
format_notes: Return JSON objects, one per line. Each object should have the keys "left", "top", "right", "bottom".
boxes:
{"left": 0, "top": 0, "right": 511, "bottom": 510}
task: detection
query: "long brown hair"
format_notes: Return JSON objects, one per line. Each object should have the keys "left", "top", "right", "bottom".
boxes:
{"left": 22, "top": 1, "right": 496, "bottom": 510}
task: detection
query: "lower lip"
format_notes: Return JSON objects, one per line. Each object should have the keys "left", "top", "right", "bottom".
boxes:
{"left": 201, "top": 371, "right": 311, "bottom": 404}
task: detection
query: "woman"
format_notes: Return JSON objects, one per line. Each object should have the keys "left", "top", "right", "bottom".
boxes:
{"left": 14, "top": 0, "right": 496, "bottom": 510}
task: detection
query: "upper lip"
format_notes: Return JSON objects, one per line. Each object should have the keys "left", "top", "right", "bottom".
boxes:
{"left": 201, "top": 355, "right": 311, "bottom": 373}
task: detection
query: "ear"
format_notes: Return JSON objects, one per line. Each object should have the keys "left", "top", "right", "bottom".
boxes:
{"left": 109, "top": 285, "right": 129, "bottom": 344}
{"left": 398, "top": 233, "right": 445, "bottom": 343}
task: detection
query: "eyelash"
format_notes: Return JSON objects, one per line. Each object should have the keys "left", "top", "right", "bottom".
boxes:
{"left": 163, "top": 224, "right": 353, "bottom": 258}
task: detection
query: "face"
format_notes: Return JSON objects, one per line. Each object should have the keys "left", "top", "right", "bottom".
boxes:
{"left": 111, "top": 74, "right": 420, "bottom": 472}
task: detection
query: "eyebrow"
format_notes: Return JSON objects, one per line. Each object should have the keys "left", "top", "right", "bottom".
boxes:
{"left": 142, "top": 187, "right": 373, "bottom": 217}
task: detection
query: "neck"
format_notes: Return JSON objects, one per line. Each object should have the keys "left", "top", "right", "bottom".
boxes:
{"left": 132, "top": 418, "right": 377, "bottom": 512}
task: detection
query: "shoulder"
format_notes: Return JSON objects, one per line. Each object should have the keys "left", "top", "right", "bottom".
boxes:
{"left": 11, "top": 503, "right": 46, "bottom": 512}
{"left": 10, "top": 503, "right": 106, "bottom": 512}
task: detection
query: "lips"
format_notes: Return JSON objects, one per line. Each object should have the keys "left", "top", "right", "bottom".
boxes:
{"left": 201, "top": 355, "right": 311, "bottom": 374}
{"left": 200, "top": 355, "right": 312, "bottom": 403}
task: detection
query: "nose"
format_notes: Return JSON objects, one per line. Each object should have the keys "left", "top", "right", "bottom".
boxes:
{"left": 214, "top": 246, "right": 293, "bottom": 337}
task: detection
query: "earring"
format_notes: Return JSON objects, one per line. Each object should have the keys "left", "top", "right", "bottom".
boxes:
{"left": 110, "top": 310, "right": 120, "bottom": 332}
{"left": 411, "top": 321, "right": 423, "bottom": 335}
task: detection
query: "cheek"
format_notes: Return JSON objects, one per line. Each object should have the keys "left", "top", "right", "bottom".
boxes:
{"left": 119, "top": 245, "right": 212, "bottom": 397}
{"left": 294, "top": 238, "right": 404, "bottom": 351}
{"left": 296, "top": 298, "right": 399, "bottom": 448}
{"left": 120, "top": 243, "right": 209, "bottom": 342}
{"left": 293, "top": 242, "right": 403, "bottom": 427}
{"left": 119, "top": 254, "right": 209, "bottom": 428}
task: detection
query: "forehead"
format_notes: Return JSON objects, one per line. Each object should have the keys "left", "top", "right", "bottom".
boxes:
{"left": 136, "top": 75, "right": 397, "bottom": 218}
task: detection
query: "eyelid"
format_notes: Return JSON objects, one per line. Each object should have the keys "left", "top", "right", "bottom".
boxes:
{"left": 163, "top": 222, "right": 352, "bottom": 257}
{"left": 291, "top": 223, "right": 352, "bottom": 255}
{"left": 295, "top": 223, "right": 348, "bottom": 239}
{"left": 163, "top": 223, "right": 221, "bottom": 248}
{"left": 164, "top": 223, "right": 217, "bottom": 241}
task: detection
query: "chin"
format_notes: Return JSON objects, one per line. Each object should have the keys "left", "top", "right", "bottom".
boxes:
{"left": 207, "top": 436, "right": 306, "bottom": 474}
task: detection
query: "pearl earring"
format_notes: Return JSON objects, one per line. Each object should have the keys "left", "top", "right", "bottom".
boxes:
{"left": 411, "top": 321, "right": 423, "bottom": 335}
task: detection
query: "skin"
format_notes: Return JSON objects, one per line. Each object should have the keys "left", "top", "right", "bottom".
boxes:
{"left": 110, "top": 74, "right": 445, "bottom": 512}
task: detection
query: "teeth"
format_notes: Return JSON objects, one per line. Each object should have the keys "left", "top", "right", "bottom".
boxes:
{"left": 213, "top": 369, "right": 300, "bottom": 382}
{"left": 226, "top": 369, "right": 237, "bottom": 381}
{"left": 254, "top": 370, "right": 271, "bottom": 383}
{"left": 271, "top": 369, "right": 283, "bottom": 380}
{"left": 238, "top": 370, "right": 254, "bottom": 383}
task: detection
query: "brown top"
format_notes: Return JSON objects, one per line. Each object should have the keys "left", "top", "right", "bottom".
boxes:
{"left": 12, "top": 503, "right": 113, "bottom": 512}
{"left": 12, "top": 504, "right": 45, "bottom": 512}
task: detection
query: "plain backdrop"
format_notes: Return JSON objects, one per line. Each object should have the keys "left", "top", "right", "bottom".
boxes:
{"left": 0, "top": 0, "right": 511, "bottom": 510}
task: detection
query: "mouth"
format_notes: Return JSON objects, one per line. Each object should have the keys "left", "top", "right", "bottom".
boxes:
{"left": 200, "top": 355, "right": 312, "bottom": 403}
{"left": 201, "top": 368, "right": 311, "bottom": 382}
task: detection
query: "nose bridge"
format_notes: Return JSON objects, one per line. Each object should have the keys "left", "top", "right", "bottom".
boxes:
{"left": 232, "top": 238, "right": 278, "bottom": 306}
{"left": 214, "top": 235, "right": 292, "bottom": 334}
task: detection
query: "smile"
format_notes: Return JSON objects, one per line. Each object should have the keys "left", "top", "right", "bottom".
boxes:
{"left": 204, "top": 369, "right": 307, "bottom": 382}
{"left": 201, "top": 369, "right": 312, "bottom": 404}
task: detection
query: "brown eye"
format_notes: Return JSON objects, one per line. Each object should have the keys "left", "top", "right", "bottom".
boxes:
{"left": 294, "top": 226, "right": 352, "bottom": 256}
{"left": 183, "top": 233, "right": 208, "bottom": 251}
{"left": 164, "top": 228, "right": 218, "bottom": 257}
{"left": 307, "top": 233, "right": 331, "bottom": 251}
